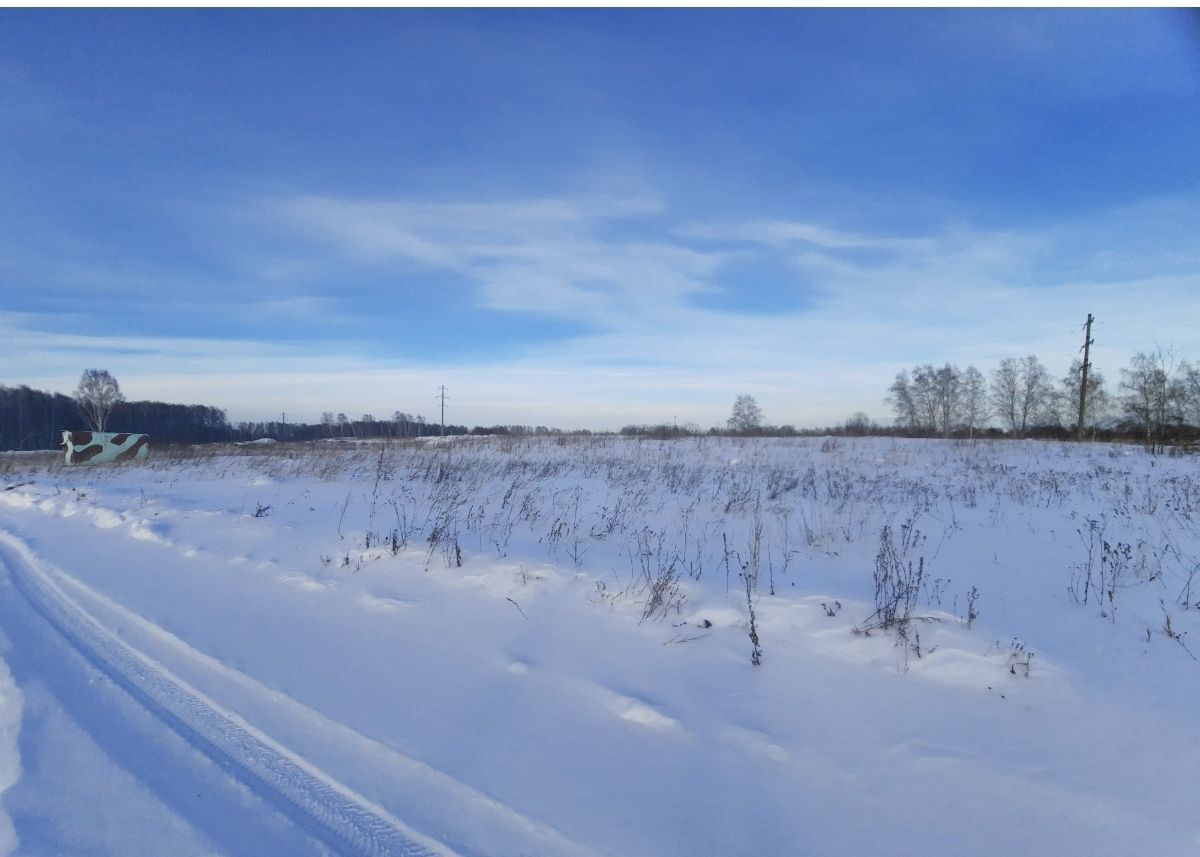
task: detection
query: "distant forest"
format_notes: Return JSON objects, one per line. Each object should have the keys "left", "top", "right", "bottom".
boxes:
{"left": 0, "top": 385, "right": 543, "bottom": 451}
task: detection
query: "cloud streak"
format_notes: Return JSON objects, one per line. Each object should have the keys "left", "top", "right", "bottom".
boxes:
{"left": 271, "top": 192, "right": 722, "bottom": 325}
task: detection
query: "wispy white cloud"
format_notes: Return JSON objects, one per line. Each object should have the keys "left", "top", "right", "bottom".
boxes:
{"left": 269, "top": 192, "right": 721, "bottom": 325}
{"left": 680, "top": 219, "right": 938, "bottom": 255}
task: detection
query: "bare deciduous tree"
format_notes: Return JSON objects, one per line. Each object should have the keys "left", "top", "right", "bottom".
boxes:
{"left": 888, "top": 364, "right": 961, "bottom": 436}
{"left": 888, "top": 371, "right": 918, "bottom": 431}
{"left": 727, "top": 395, "right": 764, "bottom": 433}
{"left": 910, "top": 366, "right": 940, "bottom": 434}
{"left": 1121, "top": 349, "right": 1184, "bottom": 453}
{"left": 844, "top": 411, "right": 873, "bottom": 436}
{"left": 960, "top": 365, "right": 988, "bottom": 438}
{"left": 1179, "top": 361, "right": 1200, "bottom": 429}
{"left": 74, "top": 369, "right": 124, "bottom": 432}
{"left": 932, "top": 364, "right": 961, "bottom": 438}
{"left": 1017, "top": 355, "right": 1053, "bottom": 433}
{"left": 990, "top": 358, "right": 1020, "bottom": 433}
{"left": 991, "top": 355, "right": 1052, "bottom": 436}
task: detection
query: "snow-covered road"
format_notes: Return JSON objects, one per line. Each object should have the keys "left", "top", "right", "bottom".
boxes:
{"left": 0, "top": 517, "right": 609, "bottom": 857}
{"left": 0, "top": 530, "right": 450, "bottom": 857}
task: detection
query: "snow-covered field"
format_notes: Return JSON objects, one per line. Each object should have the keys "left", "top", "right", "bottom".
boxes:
{"left": 0, "top": 435, "right": 1198, "bottom": 856}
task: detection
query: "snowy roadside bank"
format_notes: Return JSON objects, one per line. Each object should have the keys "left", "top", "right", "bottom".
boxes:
{"left": 0, "top": 654, "right": 20, "bottom": 857}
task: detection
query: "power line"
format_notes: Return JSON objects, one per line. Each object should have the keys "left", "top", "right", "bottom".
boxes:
{"left": 1093, "top": 338, "right": 1200, "bottom": 349}
{"left": 1094, "top": 315, "right": 1198, "bottom": 328}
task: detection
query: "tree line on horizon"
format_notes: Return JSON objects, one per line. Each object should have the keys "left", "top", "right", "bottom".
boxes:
{"left": 0, "top": 384, "right": 233, "bottom": 451}
{"left": 0, "top": 377, "right": 569, "bottom": 452}
{"left": 880, "top": 349, "right": 1200, "bottom": 451}
{"left": 0, "top": 384, "right": 578, "bottom": 452}
{"left": 619, "top": 350, "right": 1200, "bottom": 451}
{"left": 5, "top": 350, "right": 1200, "bottom": 453}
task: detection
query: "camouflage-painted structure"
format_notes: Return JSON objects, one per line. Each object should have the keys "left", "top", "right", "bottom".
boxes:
{"left": 61, "top": 431, "right": 150, "bottom": 465}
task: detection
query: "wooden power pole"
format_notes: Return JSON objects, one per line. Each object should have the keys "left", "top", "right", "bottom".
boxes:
{"left": 1076, "top": 313, "right": 1094, "bottom": 441}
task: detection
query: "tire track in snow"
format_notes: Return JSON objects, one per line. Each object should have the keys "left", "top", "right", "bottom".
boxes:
{"left": 33, "top": 537, "right": 606, "bottom": 857}
{"left": 0, "top": 531, "right": 450, "bottom": 857}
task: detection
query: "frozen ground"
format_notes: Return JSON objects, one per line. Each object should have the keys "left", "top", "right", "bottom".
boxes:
{"left": 0, "top": 435, "right": 1198, "bottom": 856}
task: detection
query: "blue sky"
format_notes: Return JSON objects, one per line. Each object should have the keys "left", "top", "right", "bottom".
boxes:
{"left": 2, "top": 9, "right": 1199, "bottom": 429}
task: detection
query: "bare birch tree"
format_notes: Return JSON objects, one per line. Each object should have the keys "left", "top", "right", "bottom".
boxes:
{"left": 74, "top": 369, "right": 124, "bottom": 432}
{"left": 888, "top": 371, "right": 918, "bottom": 431}
{"left": 933, "top": 364, "right": 962, "bottom": 438}
{"left": 991, "top": 355, "right": 1052, "bottom": 435}
{"left": 889, "top": 364, "right": 962, "bottom": 436}
{"left": 1180, "top": 361, "right": 1200, "bottom": 429}
{"left": 1121, "top": 349, "right": 1184, "bottom": 453}
{"left": 727, "top": 395, "right": 764, "bottom": 433}
{"left": 960, "top": 365, "right": 988, "bottom": 438}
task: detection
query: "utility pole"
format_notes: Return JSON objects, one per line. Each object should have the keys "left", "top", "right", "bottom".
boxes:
{"left": 1076, "top": 313, "right": 1094, "bottom": 441}
{"left": 436, "top": 386, "right": 449, "bottom": 436}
